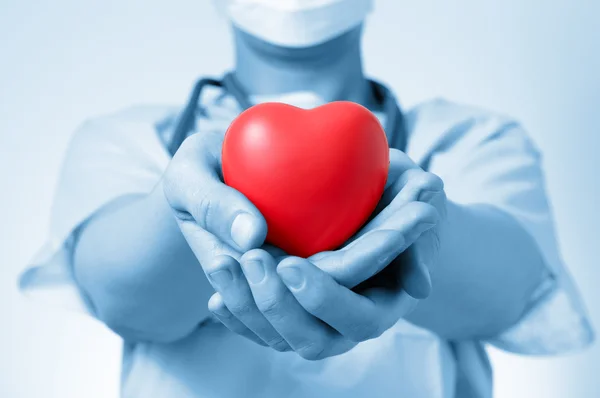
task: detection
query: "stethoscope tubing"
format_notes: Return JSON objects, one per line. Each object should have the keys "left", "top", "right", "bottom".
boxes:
{"left": 169, "top": 73, "right": 406, "bottom": 156}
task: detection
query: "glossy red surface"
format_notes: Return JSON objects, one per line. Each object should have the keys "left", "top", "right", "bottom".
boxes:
{"left": 222, "top": 101, "right": 389, "bottom": 257}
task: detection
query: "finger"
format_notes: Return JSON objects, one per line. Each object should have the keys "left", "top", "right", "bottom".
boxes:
{"left": 309, "top": 229, "right": 405, "bottom": 288}
{"left": 391, "top": 169, "right": 444, "bottom": 205}
{"left": 375, "top": 170, "right": 444, "bottom": 299}
{"left": 395, "top": 244, "right": 432, "bottom": 299}
{"left": 376, "top": 148, "right": 444, "bottom": 224}
{"left": 177, "top": 221, "right": 240, "bottom": 269}
{"left": 240, "top": 249, "right": 349, "bottom": 360}
{"left": 260, "top": 244, "right": 287, "bottom": 261}
{"left": 277, "top": 257, "right": 391, "bottom": 343}
{"left": 163, "top": 133, "right": 267, "bottom": 251}
{"left": 366, "top": 149, "right": 419, "bottom": 225}
{"left": 359, "top": 169, "right": 443, "bottom": 299}
{"left": 208, "top": 293, "right": 267, "bottom": 347}
{"left": 355, "top": 260, "right": 421, "bottom": 320}
{"left": 384, "top": 148, "right": 419, "bottom": 190}
{"left": 370, "top": 200, "right": 439, "bottom": 299}
{"left": 312, "top": 201, "right": 438, "bottom": 289}
{"left": 204, "top": 255, "right": 291, "bottom": 352}
{"left": 369, "top": 170, "right": 444, "bottom": 238}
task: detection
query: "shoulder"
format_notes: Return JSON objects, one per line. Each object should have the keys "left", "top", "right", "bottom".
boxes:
{"left": 406, "top": 98, "right": 517, "bottom": 137}
{"left": 59, "top": 104, "right": 181, "bottom": 168}
{"left": 405, "top": 98, "right": 539, "bottom": 164}
{"left": 77, "top": 104, "right": 179, "bottom": 134}
{"left": 69, "top": 104, "right": 180, "bottom": 149}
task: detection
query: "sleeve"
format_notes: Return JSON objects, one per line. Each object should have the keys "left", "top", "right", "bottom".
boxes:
{"left": 420, "top": 105, "right": 594, "bottom": 355}
{"left": 18, "top": 107, "right": 172, "bottom": 315}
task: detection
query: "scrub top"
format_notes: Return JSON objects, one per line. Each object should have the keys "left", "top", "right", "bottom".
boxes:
{"left": 19, "top": 85, "right": 594, "bottom": 398}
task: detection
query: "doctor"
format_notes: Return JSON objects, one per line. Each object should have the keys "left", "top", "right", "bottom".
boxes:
{"left": 20, "top": 0, "right": 593, "bottom": 397}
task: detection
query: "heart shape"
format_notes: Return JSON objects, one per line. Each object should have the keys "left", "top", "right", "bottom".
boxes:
{"left": 222, "top": 101, "right": 389, "bottom": 257}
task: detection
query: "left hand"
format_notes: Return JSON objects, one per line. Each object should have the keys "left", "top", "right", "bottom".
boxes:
{"left": 207, "top": 149, "right": 447, "bottom": 359}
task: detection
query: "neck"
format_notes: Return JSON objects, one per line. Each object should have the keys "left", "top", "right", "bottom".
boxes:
{"left": 232, "top": 25, "right": 377, "bottom": 109}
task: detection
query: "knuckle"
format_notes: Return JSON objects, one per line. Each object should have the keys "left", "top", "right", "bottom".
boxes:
{"left": 305, "top": 299, "right": 328, "bottom": 317}
{"left": 192, "top": 191, "right": 213, "bottom": 230}
{"left": 404, "top": 201, "right": 431, "bottom": 222}
{"left": 268, "top": 337, "right": 291, "bottom": 352}
{"left": 256, "top": 294, "right": 284, "bottom": 319}
{"left": 175, "top": 136, "right": 204, "bottom": 165}
{"left": 182, "top": 132, "right": 216, "bottom": 154}
{"left": 388, "top": 148, "right": 405, "bottom": 164}
{"left": 338, "top": 248, "right": 351, "bottom": 271}
{"left": 227, "top": 302, "right": 254, "bottom": 318}
{"left": 180, "top": 132, "right": 202, "bottom": 148}
{"left": 189, "top": 132, "right": 223, "bottom": 165}
{"left": 414, "top": 172, "right": 431, "bottom": 189}
{"left": 402, "top": 168, "right": 421, "bottom": 182}
{"left": 200, "top": 240, "right": 228, "bottom": 266}
{"left": 319, "top": 250, "right": 344, "bottom": 276}
{"left": 163, "top": 157, "right": 214, "bottom": 210}
{"left": 208, "top": 239, "right": 227, "bottom": 255}
{"left": 420, "top": 172, "right": 444, "bottom": 190}
{"left": 300, "top": 287, "right": 329, "bottom": 316}
{"left": 162, "top": 163, "right": 184, "bottom": 203}
{"left": 404, "top": 200, "right": 443, "bottom": 230}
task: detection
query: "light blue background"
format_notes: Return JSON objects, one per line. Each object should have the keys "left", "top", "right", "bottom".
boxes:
{"left": 1, "top": 0, "right": 598, "bottom": 397}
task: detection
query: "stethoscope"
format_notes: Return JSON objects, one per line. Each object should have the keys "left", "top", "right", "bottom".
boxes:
{"left": 168, "top": 72, "right": 407, "bottom": 156}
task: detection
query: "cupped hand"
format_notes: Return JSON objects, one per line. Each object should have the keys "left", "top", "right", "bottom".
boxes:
{"left": 319, "top": 147, "right": 448, "bottom": 297}
{"left": 162, "top": 132, "right": 295, "bottom": 351}
{"left": 208, "top": 148, "right": 447, "bottom": 359}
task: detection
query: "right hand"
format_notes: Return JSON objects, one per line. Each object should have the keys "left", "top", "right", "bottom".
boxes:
{"left": 163, "top": 131, "right": 268, "bottom": 257}
{"left": 163, "top": 133, "right": 267, "bottom": 253}
{"left": 163, "top": 132, "right": 295, "bottom": 350}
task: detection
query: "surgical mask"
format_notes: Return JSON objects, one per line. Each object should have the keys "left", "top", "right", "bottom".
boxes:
{"left": 213, "top": 0, "right": 374, "bottom": 48}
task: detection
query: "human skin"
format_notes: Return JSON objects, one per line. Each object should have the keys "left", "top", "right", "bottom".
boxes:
{"left": 72, "top": 25, "right": 546, "bottom": 356}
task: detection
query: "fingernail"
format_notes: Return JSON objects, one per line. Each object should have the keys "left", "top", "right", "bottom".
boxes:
{"left": 242, "top": 260, "right": 266, "bottom": 284}
{"left": 231, "top": 212, "right": 255, "bottom": 250}
{"left": 209, "top": 269, "right": 233, "bottom": 289}
{"left": 278, "top": 267, "right": 305, "bottom": 290}
{"left": 208, "top": 294, "right": 230, "bottom": 317}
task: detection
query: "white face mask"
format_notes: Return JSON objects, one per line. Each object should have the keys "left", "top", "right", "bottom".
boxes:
{"left": 213, "top": 0, "right": 374, "bottom": 48}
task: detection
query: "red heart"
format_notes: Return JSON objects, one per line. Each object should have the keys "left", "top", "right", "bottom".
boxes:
{"left": 222, "top": 101, "right": 389, "bottom": 258}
